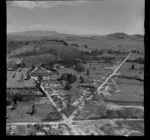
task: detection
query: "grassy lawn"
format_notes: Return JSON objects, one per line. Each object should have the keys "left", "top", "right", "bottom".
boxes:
{"left": 106, "top": 83, "right": 143, "bottom": 102}
{"left": 74, "top": 101, "right": 107, "bottom": 120}
{"left": 7, "top": 97, "right": 62, "bottom": 123}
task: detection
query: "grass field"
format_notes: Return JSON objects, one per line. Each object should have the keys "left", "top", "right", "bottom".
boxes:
{"left": 7, "top": 68, "right": 35, "bottom": 88}
{"left": 7, "top": 97, "right": 62, "bottom": 123}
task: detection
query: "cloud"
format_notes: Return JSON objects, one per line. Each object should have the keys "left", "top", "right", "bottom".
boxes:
{"left": 12, "top": 1, "right": 87, "bottom": 9}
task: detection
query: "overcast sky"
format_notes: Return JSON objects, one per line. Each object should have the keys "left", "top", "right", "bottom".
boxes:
{"left": 7, "top": 0, "right": 144, "bottom": 35}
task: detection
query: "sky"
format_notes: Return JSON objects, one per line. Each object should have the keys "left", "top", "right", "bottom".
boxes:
{"left": 7, "top": 0, "right": 144, "bottom": 35}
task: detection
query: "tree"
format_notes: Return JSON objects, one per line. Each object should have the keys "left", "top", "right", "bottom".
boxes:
{"left": 66, "top": 94, "right": 71, "bottom": 108}
{"left": 6, "top": 98, "right": 11, "bottom": 106}
{"left": 26, "top": 73, "right": 30, "bottom": 80}
{"left": 131, "top": 64, "right": 135, "bottom": 70}
{"left": 38, "top": 75, "right": 43, "bottom": 81}
{"left": 84, "top": 44, "right": 88, "bottom": 48}
{"left": 13, "top": 94, "right": 18, "bottom": 105}
{"left": 79, "top": 76, "right": 85, "bottom": 83}
{"left": 87, "top": 69, "right": 90, "bottom": 76}
{"left": 30, "top": 104, "right": 36, "bottom": 116}
{"left": 60, "top": 73, "right": 77, "bottom": 84}
{"left": 31, "top": 64, "right": 35, "bottom": 70}
{"left": 64, "top": 82, "right": 71, "bottom": 91}
{"left": 20, "top": 73, "right": 24, "bottom": 81}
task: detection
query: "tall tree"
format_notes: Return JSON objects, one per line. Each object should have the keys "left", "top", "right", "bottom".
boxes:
{"left": 30, "top": 104, "right": 36, "bottom": 116}
{"left": 79, "top": 76, "right": 85, "bottom": 83}
{"left": 20, "top": 73, "right": 24, "bottom": 81}
{"left": 87, "top": 69, "right": 90, "bottom": 76}
{"left": 131, "top": 64, "right": 135, "bottom": 70}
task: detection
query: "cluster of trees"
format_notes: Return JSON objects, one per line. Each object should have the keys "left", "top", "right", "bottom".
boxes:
{"left": 131, "top": 50, "right": 141, "bottom": 54}
{"left": 58, "top": 73, "right": 78, "bottom": 91}
{"left": 57, "top": 57, "right": 79, "bottom": 68}
{"left": 59, "top": 73, "right": 77, "bottom": 84}
{"left": 74, "top": 63, "right": 85, "bottom": 72}
{"left": 127, "top": 57, "right": 144, "bottom": 64}
{"left": 88, "top": 49, "right": 127, "bottom": 56}
{"left": 6, "top": 88, "right": 42, "bottom": 106}
{"left": 107, "top": 49, "right": 127, "bottom": 55}
{"left": 7, "top": 93, "right": 37, "bottom": 107}
{"left": 79, "top": 76, "right": 85, "bottom": 83}
{"left": 40, "top": 61, "right": 57, "bottom": 70}
{"left": 99, "top": 56, "right": 116, "bottom": 63}
{"left": 40, "top": 56, "right": 81, "bottom": 70}
{"left": 64, "top": 82, "right": 72, "bottom": 91}
{"left": 7, "top": 39, "right": 69, "bottom": 54}
{"left": 14, "top": 48, "right": 58, "bottom": 57}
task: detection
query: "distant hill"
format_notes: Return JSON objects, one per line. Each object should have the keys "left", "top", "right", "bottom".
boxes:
{"left": 7, "top": 30, "right": 79, "bottom": 40}
{"left": 107, "top": 32, "right": 144, "bottom": 41}
{"left": 8, "top": 30, "right": 63, "bottom": 36}
{"left": 7, "top": 31, "right": 144, "bottom": 67}
{"left": 107, "top": 32, "right": 129, "bottom": 38}
{"left": 7, "top": 30, "right": 144, "bottom": 62}
{"left": 7, "top": 30, "right": 143, "bottom": 41}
